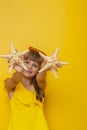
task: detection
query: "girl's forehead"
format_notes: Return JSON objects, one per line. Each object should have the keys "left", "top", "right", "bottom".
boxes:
{"left": 25, "top": 58, "right": 39, "bottom": 64}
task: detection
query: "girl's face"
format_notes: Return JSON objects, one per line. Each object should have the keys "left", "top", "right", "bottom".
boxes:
{"left": 23, "top": 59, "right": 40, "bottom": 78}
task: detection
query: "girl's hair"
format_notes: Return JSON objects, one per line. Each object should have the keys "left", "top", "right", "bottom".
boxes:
{"left": 24, "top": 49, "right": 45, "bottom": 102}
{"left": 30, "top": 75, "right": 44, "bottom": 102}
{"left": 24, "top": 51, "right": 43, "bottom": 67}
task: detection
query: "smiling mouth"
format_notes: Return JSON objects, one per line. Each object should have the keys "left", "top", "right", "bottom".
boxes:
{"left": 25, "top": 70, "right": 32, "bottom": 73}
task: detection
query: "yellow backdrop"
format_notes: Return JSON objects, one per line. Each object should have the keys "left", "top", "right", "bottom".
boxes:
{"left": 0, "top": 0, "right": 87, "bottom": 130}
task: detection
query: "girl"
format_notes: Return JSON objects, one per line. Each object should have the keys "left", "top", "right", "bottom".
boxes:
{"left": 5, "top": 47, "right": 49, "bottom": 130}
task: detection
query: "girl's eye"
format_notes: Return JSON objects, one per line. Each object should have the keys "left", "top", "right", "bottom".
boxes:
{"left": 25, "top": 61, "right": 29, "bottom": 64}
{"left": 32, "top": 64, "right": 38, "bottom": 68}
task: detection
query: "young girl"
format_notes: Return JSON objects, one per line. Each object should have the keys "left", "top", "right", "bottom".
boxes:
{"left": 5, "top": 47, "right": 49, "bottom": 130}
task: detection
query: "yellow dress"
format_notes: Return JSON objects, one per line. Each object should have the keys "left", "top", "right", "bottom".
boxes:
{"left": 7, "top": 83, "right": 49, "bottom": 130}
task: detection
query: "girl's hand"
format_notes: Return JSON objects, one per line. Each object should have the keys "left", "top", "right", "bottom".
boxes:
{"left": 7, "top": 56, "right": 26, "bottom": 73}
{"left": 14, "top": 65, "right": 24, "bottom": 73}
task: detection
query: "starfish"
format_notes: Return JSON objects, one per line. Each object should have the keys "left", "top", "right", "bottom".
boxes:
{"left": 0, "top": 42, "right": 29, "bottom": 73}
{"left": 39, "top": 48, "right": 68, "bottom": 78}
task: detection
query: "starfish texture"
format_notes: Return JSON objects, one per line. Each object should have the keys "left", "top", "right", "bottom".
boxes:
{"left": 0, "top": 42, "right": 29, "bottom": 73}
{"left": 39, "top": 48, "right": 68, "bottom": 78}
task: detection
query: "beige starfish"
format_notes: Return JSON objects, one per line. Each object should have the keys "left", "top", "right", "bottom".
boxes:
{"left": 0, "top": 42, "right": 29, "bottom": 73}
{"left": 39, "top": 48, "right": 68, "bottom": 78}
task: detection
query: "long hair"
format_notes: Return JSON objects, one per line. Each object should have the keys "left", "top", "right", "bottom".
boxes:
{"left": 30, "top": 75, "right": 43, "bottom": 102}
{"left": 24, "top": 50, "right": 44, "bottom": 102}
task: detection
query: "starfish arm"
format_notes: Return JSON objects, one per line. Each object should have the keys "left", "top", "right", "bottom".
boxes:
{"left": 18, "top": 50, "right": 29, "bottom": 55}
{"left": 53, "top": 48, "right": 59, "bottom": 57}
{"left": 39, "top": 52, "right": 48, "bottom": 60}
{"left": 19, "top": 61, "right": 28, "bottom": 70}
{"left": 52, "top": 69, "right": 58, "bottom": 78}
{"left": 39, "top": 64, "right": 48, "bottom": 73}
{"left": 10, "top": 42, "right": 17, "bottom": 53}
{"left": 59, "top": 61, "right": 69, "bottom": 65}
{"left": 0, "top": 54, "right": 10, "bottom": 59}
{"left": 9, "top": 65, "right": 14, "bottom": 73}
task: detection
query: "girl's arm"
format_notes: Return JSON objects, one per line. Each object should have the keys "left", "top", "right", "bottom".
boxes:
{"left": 36, "top": 60, "right": 48, "bottom": 91}
{"left": 4, "top": 72, "right": 21, "bottom": 91}
{"left": 36, "top": 71, "right": 47, "bottom": 91}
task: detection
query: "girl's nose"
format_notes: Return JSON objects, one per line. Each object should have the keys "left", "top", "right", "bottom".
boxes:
{"left": 27, "top": 64, "right": 32, "bottom": 69}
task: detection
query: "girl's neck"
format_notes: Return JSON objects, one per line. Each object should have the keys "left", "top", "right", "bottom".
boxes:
{"left": 21, "top": 76, "right": 34, "bottom": 92}
{"left": 21, "top": 76, "right": 30, "bottom": 85}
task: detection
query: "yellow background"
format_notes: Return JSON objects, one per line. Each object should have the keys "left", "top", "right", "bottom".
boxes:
{"left": 0, "top": 0, "right": 87, "bottom": 130}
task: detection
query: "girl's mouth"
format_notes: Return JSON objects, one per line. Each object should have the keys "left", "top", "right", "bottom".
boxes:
{"left": 26, "top": 70, "right": 32, "bottom": 74}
